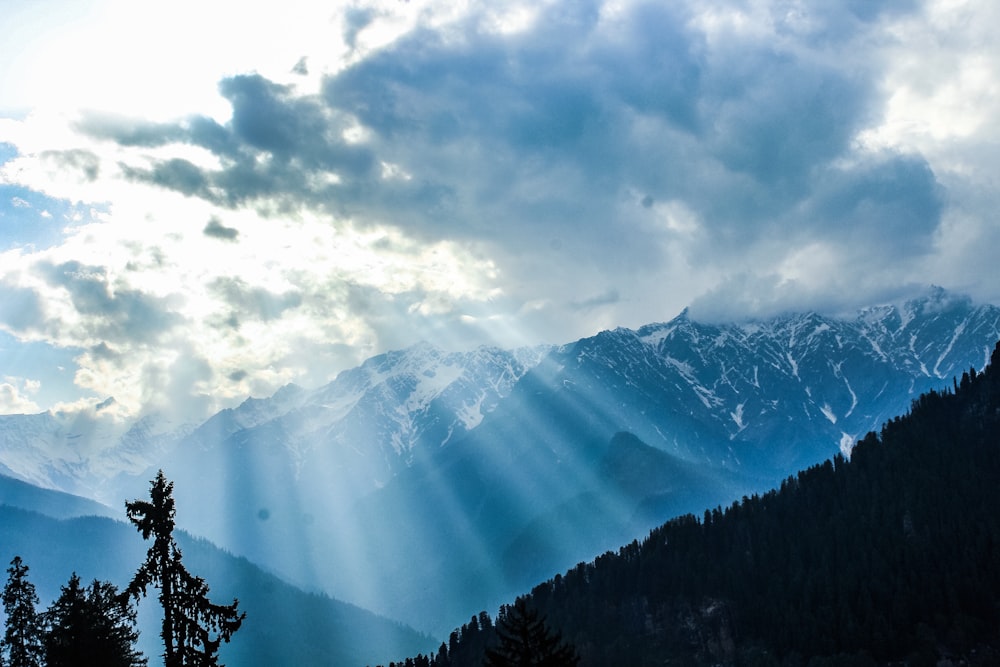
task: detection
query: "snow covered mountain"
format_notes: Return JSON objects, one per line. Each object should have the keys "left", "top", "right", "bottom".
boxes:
{"left": 309, "top": 287, "right": 1000, "bottom": 632}
{"left": 539, "top": 286, "right": 1000, "bottom": 477}
{"left": 1, "top": 287, "right": 998, "bottom": 636}
{"left": 0, "top": 343, "right": 547, "bottom": 501}
{"left": 166, "top": 340, "right": 549, "bottom": 488}
{"left": 0, "top": 407, "right": 190, "bottom": 501}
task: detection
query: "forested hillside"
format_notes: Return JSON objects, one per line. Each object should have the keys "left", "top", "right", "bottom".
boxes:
{"left": 380, "top": 342, "right": 1000, "bottom": 666}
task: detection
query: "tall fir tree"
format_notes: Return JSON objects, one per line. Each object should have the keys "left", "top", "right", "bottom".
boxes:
{"left": 1, "top": 557, "right": 43, "bottom": 667}
{"left": 124, "top": 470, "right": 245, "bottom": 667}
{"left": 43, "top": 573, "right": 146, "bottom": 667}
{"left": 484, "top": 599, "right": 579, "bottom": 667}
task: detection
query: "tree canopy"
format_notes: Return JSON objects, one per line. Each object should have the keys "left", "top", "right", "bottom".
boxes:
{"left": 484, "top": 599, "right": 578, "bottom": 667}
{"left": 43, "top": 573, "right": 145, "bottom": 667}
{"left": 1, "top": 557, "right": 43, "bottom": 667}
{"left": 125, "top": 470, "right": 245, "bottom": 667}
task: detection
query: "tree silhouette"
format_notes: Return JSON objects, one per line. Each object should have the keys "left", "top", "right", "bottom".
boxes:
{"left": 43, "top": 573, "right": 146, "bottom": 667}
{"left": 484, "top": 599, "right": 579, "bottom": 667}
{"left": 1, "top": 557, "right": 43, "bottom": 667}
{"left": 125, "top": 470, "right": 245, "bottom": 666}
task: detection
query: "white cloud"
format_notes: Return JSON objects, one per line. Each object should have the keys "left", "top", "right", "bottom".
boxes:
{"left": 0, "top": 377, "right": 41, "bottom": 414}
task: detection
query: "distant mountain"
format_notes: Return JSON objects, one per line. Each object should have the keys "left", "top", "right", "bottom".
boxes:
{"left": 411, "top": 341, "right": 1000, "bottom": 666}
{"left": 1, "top": 287, "right": 998, "bottom": 638}
{"left": 183, "top": 341, "right": 548, "bottom": 481}
{"left": 0, "top": 482, "right": 433, "bottom": 666}
{"left": 0, "top": 472, "right": 114, "bottom": 519}
{"left": 0, "top": 408, "right": 189, "bottom": 501}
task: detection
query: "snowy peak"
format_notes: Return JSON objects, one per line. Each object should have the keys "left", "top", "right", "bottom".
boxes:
{"left": 163, "top": 339, "right": 552, "bottom": 520}
{"left": 0, "top": 409, "right": 190, "bottom": 500}
{"left": 528, "top": 290, "right": 1000, "bottom": 473}
{"left": 196, "top": 384, "right": 308, "bottom": 443}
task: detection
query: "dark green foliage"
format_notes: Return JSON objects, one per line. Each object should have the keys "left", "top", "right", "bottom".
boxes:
{"left": 1, "top": 557, "right": 43, "bottom": 667}
{"left": 386, "top": 341, "right": 1000, "bottom": 666}
{"left": 484, "top": 599, "right": 579, "bottom": 667}
{"left": 125, "top": 470, "right": 245, "bottom": 667}
{"left": 43, "top": 573, "right": 145, "bottom": 667}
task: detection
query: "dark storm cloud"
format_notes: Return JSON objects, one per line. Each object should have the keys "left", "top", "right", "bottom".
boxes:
{"left": 806, "top": 154, "right": 945, "bottom": 252}
{"left": 76, "top": 74, "right": 377, "bottom": 212}
{"left": 209, "top": 276, "right": 303, "bottom": 323}
{"left": 38, "top": 260, "right": 180, "bottom": 342}
{"left": 73, "top": 1, "right": 942, "bottom": 305}
{"left": 315, "top": 0, "right": 905, "bottom": 260}
{"left": 588, "top": 2, "right": 703, "bottom": 131}
{"left": 218, "top": 75, "right": 316, "bottom": 160}
{"left": 218, "top": 74, "right": 376, "bottom": 176}
{"left": 702, "top": 51, "right": 870, "bottom": 188}
{"left": 203, "top": 217, "right": 239, "bottom": 241}
{"left": 185, "top": 116, "right": 242, "bottom": 159}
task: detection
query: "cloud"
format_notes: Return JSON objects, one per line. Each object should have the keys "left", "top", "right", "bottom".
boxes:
{"left": 570, "top": 289, "right": 621, "bottom": 312}
{"left": 343, "top": 6, "right": 379, "bottom": 51}
{"left": 122, "top": 158, "right": 209, "bottom": 198}
{"left": 76, "top": 113, "right": 187, "bottom": 148}
{"left": 687, "top": 272, "right": 930, "bottom": 323}
{"left": 0, "top": 376, "right": 41, "bottom": 414}
{"left": 209, "top": 276, "right": 303, "bottom": 324}
{"left": 72, "top": 0, "right": 921, "bottom": 288}
{"left": 0, "top": 282, "right": 46, "bottom": 334}
{"left": 41, "top": 149, "right": 101, "bottom": 182}
{"left": 805, "top": 152, "right": 944, "bottom": 253}
{"left": 37, "top": 260, "right": 181, "bottom": 344}
{"left": 1, "top": 0, "right": 998, "bottom": 419}
{"left": 203, "top": 217, "right": 239, "bottom": 241}
{"left": 89, "top": 341, "right": 121, "bottom": 361}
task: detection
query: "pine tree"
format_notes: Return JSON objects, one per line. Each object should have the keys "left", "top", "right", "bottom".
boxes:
{"left": 1, "top": 557, "right": 43, "bottom": 667}
{"left": 484, "top": 599, "right": 579, "bottom": 667}
{"left": 124, "top": 470, "right": 245, "bottom": 667}
{"left": 43, "top": 573, "right": 146, "bottom": 667}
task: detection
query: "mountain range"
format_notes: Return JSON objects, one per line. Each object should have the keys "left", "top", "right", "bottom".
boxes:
{"left": 385, "top": 337, "right": 1000, "bottom": 666}
{"left": 1, "top": 286, "right": 998, "bottom": 640}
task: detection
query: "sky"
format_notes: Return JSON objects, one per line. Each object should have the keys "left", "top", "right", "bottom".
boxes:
{"left": 0, "top": 0, "right": 998, "bottom": 422}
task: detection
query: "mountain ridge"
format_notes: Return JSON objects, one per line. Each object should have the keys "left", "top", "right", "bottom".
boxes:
{"left": 1, "top": 287, "right": 999, "bottom": 636}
